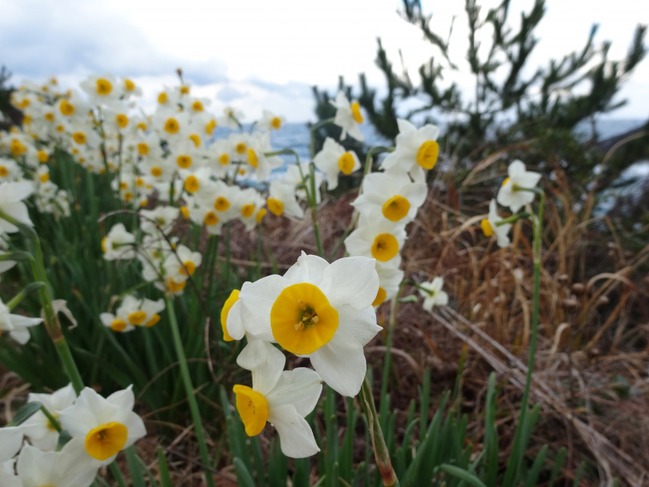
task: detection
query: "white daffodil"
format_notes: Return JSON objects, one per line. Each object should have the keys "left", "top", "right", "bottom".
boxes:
{"left": 418, "top": 277, "right": 449, "bottom": 312}
{"left": 139, "top": 205, "right": 180, "bottom": 236}
{"left": 22, "top": 383, "right": 77, "bottom": 451}
{"left": 313, "top": 137, "right": 361, "bottom": 190}
{"left": 101, "top": 223, "right": 136, "bottom": 261}
{"left": 0, "top": 180, "right": 34, "bottom": 234}
{"left": 380, "top": 119, "right": 440, "bottom": 176}
{"left": 331, "top": 91, "right": 364, "bottom": 141}
{"left": 15, "top": 438, "right": 99, "bottom": 487}
{"left": 344, "top": 219, "right": 407, "bottom": 269}
{"left": 0, "top": 298, "right": 43, "bottom": 344}
{"left": 259, "top": 110, "right": 285, "bottom": 131}
{"left": 59, "top": 385, "right": 146, "bottom": 465}
{"left": 496, "top": 160, "right": 541, "bottom": 213}
{"left": 353, "top": 170, "right": 427, "bottom": 224}
{"left": 232, "top": 339, "right": 322, "bottom": 458}
{"left": 481, "top": 199, "right": 512, "bottom": 248}
{"left": 267, "top": 181, "right": 304, "bottom": 219}
{"left": 226, "top": 253, "right": 381, "bottom": 396}
{"left": 373, "top": 264, "right": 405, "bottom": 307}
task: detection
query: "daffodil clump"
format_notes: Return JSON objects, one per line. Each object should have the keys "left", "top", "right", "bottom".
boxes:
{"left": 0, "top": 384, "right": 146, "bottom": 486}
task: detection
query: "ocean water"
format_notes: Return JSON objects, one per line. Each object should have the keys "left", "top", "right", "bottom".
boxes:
{"left": 266, "top": 118, "right": 646, "bottom": 163}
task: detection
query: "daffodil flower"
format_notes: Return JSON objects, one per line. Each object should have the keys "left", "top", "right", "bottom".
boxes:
{"left": 15, "top": 438, "right": 99, "bottom": 487}
{"left": 313, "top": 137, "right": 361, "bottom": 190}
{"left": 101, "top": 223, "right": 136, "bottom": 261}
{"left": 59, "top": 385, "right": 146, "bottom": 465}
{"left": 496, "top": 160, "right": 541, "bottom": 213}
{"left": 0, "top": 180, "right": 34, "bottom": 234}
{"left": 380, "top": 119, "right": 440, "bottom": 175}
{"left": 22, "top": 383, "right": 77, "bottom": 451}
{"left": 344, "top": 220, "right": 407, "bottom": 269}
{"left": 418, "top": 277, "right": 449, "bottom": 312}
{"left": 353, "top": 170, "right": 427, "bottom": 224}
{"left": 232, "top": 339, "right": 322, "bottom": 458}
{"left": 226, "top": 253, "right": 381, "bottom": 396}
{"left": 0, "top": 297, "right": 43, "bottom": 344}
{"left": 481, "top": 199, "right": 512, "bottom": 248}
{"left": 331, "top": 91, "right": 364, "bottom": 141}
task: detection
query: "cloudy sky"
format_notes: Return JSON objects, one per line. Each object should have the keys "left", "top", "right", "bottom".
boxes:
{"left": 1, "top": 0, "right": 647, "bottom": 122}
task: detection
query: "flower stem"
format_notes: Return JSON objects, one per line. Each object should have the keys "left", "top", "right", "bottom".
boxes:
{"left": 359, "top": 376, "right": 399, "bottom": 487}
{"left": 165, "top": 296, "right": 215, "bottom": 487}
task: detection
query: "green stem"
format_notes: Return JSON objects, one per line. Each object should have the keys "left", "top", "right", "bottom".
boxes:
{"left": 0, "top": 209, "right": 85, "bottom": 394}
{"left": 359, "top": 376, "right": 399, "bottom": 487}
{"left": 165, "top": 296, "right": 215, "bottom": 487}
{"left": 506, "top": 189, "right": 545, "bottom": 483}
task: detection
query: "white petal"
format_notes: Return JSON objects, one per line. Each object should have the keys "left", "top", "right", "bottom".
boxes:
{"left": 335, "top": 305, "right": 382, "bottom": 347}
{"left": 320, "top": 256, "right": 378, "bottom": 309}
{"left": 238, "top": 275, "right": 286, "bottom": 339}
{"left": 310, "top": 339, "right": 366, "bottom": 397}
{"left": 267, "top": 368, "right": 322, "bottom": 416}
{"left": 283, "top": 252, "right": 329, "bottom": 283}
{"left": 237, "top": 339, "right": 285, "bottom": 394}
{"left": 269, "top": 404, "right": 319, "bottom": 458}
{"left": 0, "top": 427, "right": 23, "bottom": 462}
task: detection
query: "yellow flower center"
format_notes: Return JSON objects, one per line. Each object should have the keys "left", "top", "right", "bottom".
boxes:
{"left": 46, "top": 413, "right": 60, "bottom": 432}
{"left": 72, "top": 132, "right": 87, "bottom": 145}
{"left": 191, "top": 100, "right": 204, "bottom": 112}
{"left": 416, "top": 140, "right": 439, "bottom": 170}
{"left": 270, "top": 282, "right": 339, "bottom": 354}
{"left": 371, "top": 233, "right": 399, "bottom": 262}
{"left": 44, "top": 112, "right": 55, "bottom": 122}
{"left": 84, "top": 422, "right": 128, "bottom": 461}
{"left": 337, "top": 152, "right": 356, "bottom": 175}
{"left": 116, "top": 114, "right": 129, "bottom": 129}
{"left": 180, "top": 206, "right": 190, "bottom": 219}
{"left": 166, "top": 278, "right": 187, "bottom": 293}
{"left": 124, "top": 78, "right": 136, "bottom": 92}
{"left": 220, "top": 289, "right": 240, "bottom": 342}
{"left": 233, "top": 384, "right": 268, "bottom": 436}
{"left": 128, "top": 310, "right": 147, "bottom": 325}
{"left": 59, "top": 99, "right": 75, "bottom": 116}
{"left": 188, "top": 133, "right": 201, "bottom": 148}
{"left": 180, "top": 260, "right": 196, "bottom": 276}
{"left": 502, "top": 177, "right": 511, "bottom": 187}
{"left": 247, "top": 148, "right": 259, "bottom": 168}
{"left": 241, "top": 203, "right": 255, "bottom": 218}
{"left": 205, "top": 118, "right": 217, "bottom": 135}
{"left": 0, "top": 166, "right": 8, "bottom": 177}
{"left": 136, "top": 121, "right": 148, "bottom": 131}
{"left": 351, "top": 101, "right": 363, "bottom": 124}
{"left": 480, "top": 218, "right": 494, "bottom": 237}
{"left": 382, "top": 195, "right": 410, "bottom": 222}
{"left": 157, "top": 92, "right": 169, "bottom": 104}
{"left": 204, "top": 211, "right": 219, "bottom": 226}
{"left": 255, "top": 208, "right": 267, "bottom": 223}
{"left": 145, "top": 314, "right": 160, "bottom": 327}
{"left": 111, "top": 318, "right": 127, "bottom": 332}
{"left": 180, "top": 85, "right": 190, "bottom": 95}
{"left": 176, "top": 154, "right": 192, "bottom": 169}
{"left": 270, "top": 116, "right": 282, "bottom": 130}
{"left": 267, "top": 197, "right": 284, "bottom": 216}
{"left": 95, "top": 78, "right": 113, "bottom": 96}
{"left": 137, "top": 142, "right": 149, "bottom": 156}
{"left": 184, "top": 175, "right": 200, "bottom": 194}
{"left": 235, "top": 142, "right": 247, "bottom": 155}
{"left": 39, "top": 172, "right": 50, "bottom": 183}
{"left": 37, "top": 150, "right": 49, "bottom": 163}
{"left": 150, "top": 166, "right": 163, "bottom": 177}
{"left": 214, "top": 196, "right": 230, "bottom": 212}
{"left": 164, "top": 117, "right": 180, "bottom": 134}
{"left": 218, "top": 153, "right": 230, "bottom": 165}
{"left": 10, "top": 139, "right": 27, "bottom": 157}
{"left": 372, "top": 287, "right": 387, "bottom": 307}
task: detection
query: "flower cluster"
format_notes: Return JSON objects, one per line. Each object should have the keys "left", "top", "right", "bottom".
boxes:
{"left": 0, "top": 384, "right": 146, "bottom": 486}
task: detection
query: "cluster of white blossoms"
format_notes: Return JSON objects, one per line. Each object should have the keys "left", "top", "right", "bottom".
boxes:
{"left": 481, "top": 160, "right": 542, "bottom": 248}
{"left": 222, "top": 252, "right": 381, "bottom": 457}
{"left": 0, "top": 384, "right": 146, "bottom": 486}
{"left": 344, "top": 118, "right": 444, "bottom": 309}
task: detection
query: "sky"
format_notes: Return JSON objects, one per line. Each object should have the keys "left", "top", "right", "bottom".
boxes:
{"left": 1, "top": 0, "right": 647, "bottom": 122}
